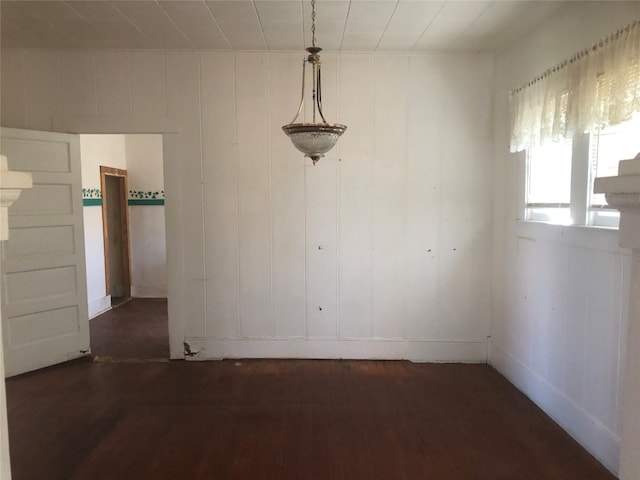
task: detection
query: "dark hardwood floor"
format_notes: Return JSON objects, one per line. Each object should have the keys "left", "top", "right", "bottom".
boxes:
{"left": 6, "top": 358, "right": 616, "bottom": 480}
{"left": 90, "top": 297, "right": 169, "bottom": 359}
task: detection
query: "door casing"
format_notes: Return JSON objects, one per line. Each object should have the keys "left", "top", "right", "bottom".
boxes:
{"left": 100, "top": 166, "right": 131, "bottom": 300}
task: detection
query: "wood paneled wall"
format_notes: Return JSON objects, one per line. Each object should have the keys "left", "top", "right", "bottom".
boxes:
{"left": 490, "top": 2, "right": 640, "bottom": 474}
{"left": 1, "top": 50, "right": 494, "bottom": 361}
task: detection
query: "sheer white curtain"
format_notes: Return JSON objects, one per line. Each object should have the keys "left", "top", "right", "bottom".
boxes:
{"left": 510, "top": 20, "right": 640, "bottom": 153}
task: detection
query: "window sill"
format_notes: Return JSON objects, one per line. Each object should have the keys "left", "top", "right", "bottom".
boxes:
{"left": 518, "top": 219, "right": 618, "bottom": 230}
{"left": 515, "top": 220, "right": 627, "bottom": 252}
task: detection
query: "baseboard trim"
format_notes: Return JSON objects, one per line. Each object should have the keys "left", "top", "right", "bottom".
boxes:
{"left": 131, "top": 285, "right": 167, "bottom": 298}
{"left": 88, "top": 295, "right": 111, "bottom": 319}
{"left": 489, "top": 343, "right": 620, "bottom": 475}
{"left": 182, "top": 338, "right": 487, "bottom": 363}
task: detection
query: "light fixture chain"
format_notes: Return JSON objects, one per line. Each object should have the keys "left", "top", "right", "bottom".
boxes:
{"left": 311, "top": 0, "right": 316, "bottom": 47}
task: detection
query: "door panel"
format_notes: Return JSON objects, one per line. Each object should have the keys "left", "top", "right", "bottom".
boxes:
{"left": 1, "top": 127, "right": 90, "bottom": 377}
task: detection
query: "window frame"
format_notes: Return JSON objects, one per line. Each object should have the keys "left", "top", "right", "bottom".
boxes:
{"left": 523, "top": 132, "right": 621, "bottom": 229}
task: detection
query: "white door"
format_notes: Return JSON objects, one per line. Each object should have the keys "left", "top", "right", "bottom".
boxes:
{"left": 0, "top": 127, "right": 90, "bottom": 377}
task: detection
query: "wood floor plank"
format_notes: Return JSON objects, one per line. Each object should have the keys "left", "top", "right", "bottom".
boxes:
{"left": 90, "top": 298, "right": 169, "bottom": 359}
{"left": 5, "top": 359, "right": 617, "bottom": 480}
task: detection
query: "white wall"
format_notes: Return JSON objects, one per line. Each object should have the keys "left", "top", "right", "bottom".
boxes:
{"left": 1, "top": 50, "right": 495, "bottom": 361}
{"left": 491, "top": 2, "right": 640, "bottom": 474}
{"left": 125, "top": 134, "right": 167, "bottom": 298}
{"left": 80, "top": 134, "right": 128, "bottom": 184}
{"left": 80, "top": 134, "right": 127, "bottom": 317}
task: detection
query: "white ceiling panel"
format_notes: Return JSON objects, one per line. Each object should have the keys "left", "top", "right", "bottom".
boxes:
{"left": 343, "top": 1, "right": 397, "bottom": 34}
{"left": 2, "top": 0, "right": 82, "bottom": 49}
{"left": 16, "top": 0, "right": 113, "bottom": 48}
{"left": 376, "top": 34, "right": 420, "bottom": 52}
{"left": 340, "top": 33, "right": 382, "bottom": 52}
{"left": 0, "top": 2, "right": 43, "bottom": 48}
{"left": 413, "top": 1, "right": 491, "bottom": 51}
{"left": 111, "top": 0, "right": 193, "bottom": 49}
{"left": 341, "top": 1, "right": 397, "bottom": 50}
{"left": 263, "top": 32, "right": 301, "bottom": 51}
{"left": 302, "top": 0, "right": 349, "bottom": 51}
{"left": 384, "top": 1, "right": 443, "bottom": 35}
{"left": 205, "top": 1, "right": 267, "bottom": 50}
{"left": 65, "top": 1, "right": 159, "bottom": 49}
{"left": 159, "top": 1, "right": 230, "bottom": 49}
{"left": 0, "top": 19, "right": 39, "bottom": 49}
{"left": 254, "top": 0, "right": 301, "bottom": 24}
{"left": 0, "top": 0, "right": 568, "bottom": 53}
{"left": 254, "top": 0, "right": 303, "bottom": 50}
{"left": 377, "top": 0, "right": 444, "bottom": 51}
{"left": 460, "top": 0, "right": 565, "bottom": 52}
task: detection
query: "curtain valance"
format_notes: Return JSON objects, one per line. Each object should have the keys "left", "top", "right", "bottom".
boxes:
{"left": 510, "top": 20, "right": 640, "bottom": 153}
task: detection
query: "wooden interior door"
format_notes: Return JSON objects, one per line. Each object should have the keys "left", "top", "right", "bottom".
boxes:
{"left": 100, "top": 166, "right": 131, "bottom": 301}
{"left": 0, "top": 127, "right": 90, "bottom": 377}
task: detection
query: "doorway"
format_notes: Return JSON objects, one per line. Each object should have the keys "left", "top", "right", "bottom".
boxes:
{"left": 68, "top": 122, "right": 178, "bottom": 360}
{"left": 80, "top": 133, "right": 169, "bottom": 360}
{"left": 101, "top": 166, "right": 131, "bottom": 307}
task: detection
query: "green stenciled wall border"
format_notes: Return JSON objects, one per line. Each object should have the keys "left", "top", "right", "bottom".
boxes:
{"left": 129, "top": 190, "right": 165, "bottom": 205}
{"left": 129, "top": 190, "right": 164, "bottom": 200}
{"left": 82, "top": 189, "right": 165, "bottom": 206}
{"left": 128, "top": 199, "right": 165, "bottom": 206}
{"left": 82, "top": 199, "right": 165, "bottom": 206}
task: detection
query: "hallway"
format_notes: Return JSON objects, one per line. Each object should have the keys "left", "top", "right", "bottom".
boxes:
{"left": 90, "top": 298, "right": 169, "bottom": 360}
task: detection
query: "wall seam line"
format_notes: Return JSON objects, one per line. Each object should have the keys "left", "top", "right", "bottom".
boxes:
{"left": 403, "top": 55, "right": 409, "bottom": 341}
{"left": 92, "top": 53, "right": 98, "bottom": 117}
{"left": 304, "top": 136, "right": 309, "bottom": 339}
{"left": 163, "top": 52, "right": 168, "bottom": 117}
{"left": 268, "top": 53, "right": 274, "bottom": 339}
{"left": 234, "top": 54, "right": 242, "bottom": 339}
{"left": 57, "top": 51, "right": 64, "bottom": 120}
{"left": 198, "top": 53, "right": 208, "bottom": 338}
{"left": 370, "top": 55, "right": 375, "bottom": 339}
{"left": 21, "top": 52, "right": 29, "bottom": 128}
{"left": 128, "top": 52, "right": 133, "bottom": 116}
{"left": 335, "top": 55, "right": 341, "bottom": 339}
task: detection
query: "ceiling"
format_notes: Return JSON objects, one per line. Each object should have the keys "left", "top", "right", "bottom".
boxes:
{"left": 0, "top": 0, "right": 565, "bottom": 53}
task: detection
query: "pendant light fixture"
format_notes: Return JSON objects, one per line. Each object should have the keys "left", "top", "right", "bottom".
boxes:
{"left": 282, "top": 0, "right": 346, "bottom": 165}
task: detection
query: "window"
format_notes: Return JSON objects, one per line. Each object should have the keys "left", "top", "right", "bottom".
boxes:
{"left": 526, "top": 138, "right": 572, "bottom": 224}
{"left": 513, "top": 21, "right": 640, "bottom": 228}
{"left": 525, "top": 113, "right": 640, "bottom": 228}
{"left": 588, "top": 113, "right": 640, "bottom": 227}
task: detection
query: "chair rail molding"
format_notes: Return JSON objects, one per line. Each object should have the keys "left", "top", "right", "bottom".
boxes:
{"left": 595, "top": 153, "right": 640, "bottom": 480}
{"left": 0, "top": 153, "right": 33, "bottom": 480}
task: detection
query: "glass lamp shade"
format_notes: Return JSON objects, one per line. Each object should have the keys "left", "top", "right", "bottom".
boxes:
{"left": 282, "top": 123, "right": 347, "bottom": 164}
